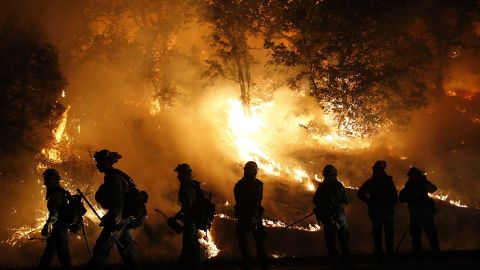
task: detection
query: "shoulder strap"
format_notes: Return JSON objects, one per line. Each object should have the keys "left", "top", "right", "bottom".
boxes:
{"left": 113, "top": 169, "right": 135, "bottom": 188}
{"left": 192, "top": 180, "right": 212, "bottom": 202}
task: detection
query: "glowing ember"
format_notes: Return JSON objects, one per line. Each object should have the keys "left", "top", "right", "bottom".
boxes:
{"left": 199, "top": 230, "right": 220, "bottom": 258}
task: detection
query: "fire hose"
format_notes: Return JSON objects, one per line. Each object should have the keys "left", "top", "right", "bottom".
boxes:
{"left": 77, "top": 189, "right": 130, "bottom": 253}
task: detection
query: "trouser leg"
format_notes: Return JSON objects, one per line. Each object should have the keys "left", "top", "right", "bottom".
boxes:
{"left": 55, "top": 227, "right": 71, "bottom": 270}
{"left": 338, "top": 224, "right": 351, "bottom": 266}
{"left": 253, "top": 224, "right": 268, "bottom": 270}
{"left": 117, "top": 229, "right": 139, "bottom": 270}
{"left": 409, "top": 216, "right": 422, "bottom": 257}
{"left": 424, "top": 215, "right": 440, "bottom": 254}
{"left": 324, "top": 225, "right": 339, "bottom": 264}
{"left": 384, "top": 216, "right": 394, "bottom": 256}
{"left": 237, "top": 223, "right": 252, "bottom": 270}
{"left": 89, "top": 227, "right": 115, "bottom": 270}
{"left": 39, "top": 225, "right": 71, "bottom": 270}
{"left": 371, "top": 220, "right": 384, "bottom": 259}
{"left": 38, "top": 234, "right": 57, "bottom": 269}
{"left": 179, "top": 220, "right": 200, "bottom": 270}
{"left": 191, "top": 227, "right": 201, "bottom": 270}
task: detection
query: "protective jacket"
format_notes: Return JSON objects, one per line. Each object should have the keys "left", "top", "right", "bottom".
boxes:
{"left": 178, "top": 178, "right": 201, "bottom": 219}
{"left": 357, "top": 172, "right": 397, "bottom": 213}
{"left": 234, "top": 177, "right": 264, "bottom": 220}
{"left": 39, "top": 185, "right": 71, "bottom": 270}
{"left": 313, "top": 177, "right": 349, "bottom": 221}
{"left": 95, "top": 168, "right": 129, "bottom": 227}
{"left": 45, "top": 185, "right": 69, "bottom": 227}
{"left": 399, "top": 174, "right": 437, "bottom": 214}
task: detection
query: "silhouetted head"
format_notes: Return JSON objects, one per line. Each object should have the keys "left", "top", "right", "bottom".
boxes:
{"left": 94, "top": 149, "right": 121, "bottom": 173}
{"left": 43, "top": 168, "right": 60, "bottom": 188}
{"left": 175, "top": 163, "right": 192, "bottom": 182}
{"left": 322, "top": 165, "right": 337, "bottom": 179}
{"left": 407, "top": 167, "right": 425, "bottom": 177}
{"left": 372, "top": 160, "right": 387, "bottom": 173}
{"left": 243, "top": 161, "right": 258, "bottom": 179}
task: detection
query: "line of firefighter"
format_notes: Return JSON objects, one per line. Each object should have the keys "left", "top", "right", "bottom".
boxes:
{"left": 37, "top": 149, "right": 440, "bottom": 270}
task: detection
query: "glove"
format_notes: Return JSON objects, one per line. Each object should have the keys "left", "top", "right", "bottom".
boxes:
{"left": 41, "top": 224, "right": 49, "bottom": 237}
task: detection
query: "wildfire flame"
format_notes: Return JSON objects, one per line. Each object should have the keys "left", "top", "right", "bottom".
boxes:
{"left": 225, "top": 98, "right": 469, "bottom": 208}
{"left": 226, "top": 99, "right": 324, "bottom": 191}
{"left": 7, "top": 105, "right": 106, "bottom": 247}
{"left": 199, "top": 230, "right": 220, "bottom": 259}
{"left": 39, "top": 105, "right": 71, "bottom": 165}
{"left": 3, "top": 210, "right": 48, "bottom": 246}
{"left": 430, "top": 192, "right": 468, "bottom": 208}
{"left": 6, "top": 94, "right": 473, "bottom": 254}
{"left": 215, "top": 213, "right": 321, "bottom": 232}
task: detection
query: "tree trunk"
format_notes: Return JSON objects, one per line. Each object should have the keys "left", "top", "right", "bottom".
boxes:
{"left": 234, "top": 47, "right": 249, "bottom": 109}
{"left": 435, "top": 40, "right": 448, "bottom": 100}
{"left": 243, "top": 52, "right": 251, "bottom": 107}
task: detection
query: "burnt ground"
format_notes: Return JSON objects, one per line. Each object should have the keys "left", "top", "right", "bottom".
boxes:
{"left": 2, "top": 251, "right": 480, "bottom": 270}
{"left": 155, "top": 251, "right": 480, "bottom": 270}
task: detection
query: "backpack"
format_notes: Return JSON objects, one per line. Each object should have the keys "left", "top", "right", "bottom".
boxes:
{"left": 114, "top": 169, "right": 149, "bottom": 228}
{"left": 192, "top": 183, "right": 216, "bottom": 231}
{"left": 61, "top": 189, "right": 87, "bottom": 233}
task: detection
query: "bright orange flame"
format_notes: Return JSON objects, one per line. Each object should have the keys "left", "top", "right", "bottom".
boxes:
{"left": 199, "top": 230, "right": 220, "bottom": 258}
{"left": 429, "top": 192, "right": 468, "bottom": 208}
{"left": 225, "top": 98, "right": 362, "bottom": 191}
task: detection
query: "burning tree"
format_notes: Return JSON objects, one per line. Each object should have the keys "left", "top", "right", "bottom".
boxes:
{"left": 200, "top": 0, "right": 265, "bottom": 108}
{"left": 264, "top": 0, "right": 432, "bottom": 136}
{"left": 0, "top": 18, "right": 66, "bottom": 158}
{"left": 134, "top": 0, "right": 196, "bottom": 110}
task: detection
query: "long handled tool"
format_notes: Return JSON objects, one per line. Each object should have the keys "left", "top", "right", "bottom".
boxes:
{"left": 154, "top": 208, "right": 168, "bottom": 219}
{"left": 77, "top": 189, "right": 126, "bottom": 251}
{"left": 395, "top": 226, "right": 410, "bottom": 254}
{"left": 154, "top": 208, "right": 183, "bottom": 234}
{"left": 285, "top": 212, "right": 315, "bottom": 229}
{"left": 81, "top": 219, "right": 92, "bottom": 258}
